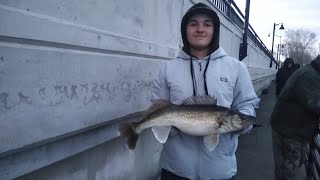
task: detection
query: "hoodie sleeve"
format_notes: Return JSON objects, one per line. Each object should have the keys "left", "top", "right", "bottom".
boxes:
{"left": 231, "top": 62, "right": 260, "bottom": 116}
{"left": 151, "top": 63, "right": 175, "bottom": 141}
{"left": 151, "top": 63, "right": 170, "bottom": 102}
{"left": 231, "top": 62, "right": 259, "bottom": 134}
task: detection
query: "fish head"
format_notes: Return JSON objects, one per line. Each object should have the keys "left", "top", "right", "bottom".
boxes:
{"left": 238, "top": 113, "right": 256, "bottom": 127}
{"left": 218, "top": 111, "right": 256, "bottom": 132}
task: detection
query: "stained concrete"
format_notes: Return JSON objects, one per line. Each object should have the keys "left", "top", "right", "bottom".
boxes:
{"left": 14, "top": 129, "right": 162, "bottom": 180}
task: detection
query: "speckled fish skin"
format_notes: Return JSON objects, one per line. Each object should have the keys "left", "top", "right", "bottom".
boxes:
{"left": 135, "top": 105, "right": 256, "bottom": 135}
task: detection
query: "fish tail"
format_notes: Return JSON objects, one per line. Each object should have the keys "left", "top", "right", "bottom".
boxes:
{"left": 118, "top": 122, "right": 139, "bottom": 150}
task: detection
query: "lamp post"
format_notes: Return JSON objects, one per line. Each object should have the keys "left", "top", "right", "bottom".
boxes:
{"left": 269, "top": 22, "right": 285, "bottom": 68}
{"left": 275, "top": 35, "right": 282, "bottom": 69}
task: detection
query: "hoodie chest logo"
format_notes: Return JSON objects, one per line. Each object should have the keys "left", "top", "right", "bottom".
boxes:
{"left": 220, "top": 77, "right": 228, "bottom": 82}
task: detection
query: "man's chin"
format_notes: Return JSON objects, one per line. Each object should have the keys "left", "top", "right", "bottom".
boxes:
{"left": 189, "top": 45, "right": 211, "bottom": 51}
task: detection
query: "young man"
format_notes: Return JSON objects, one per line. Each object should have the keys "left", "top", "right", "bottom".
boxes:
{"left": 271, "top": 55, "right": 320, "bottom": 180}
{"left": 151, "top": 3, "right": 259, "bottom": 180}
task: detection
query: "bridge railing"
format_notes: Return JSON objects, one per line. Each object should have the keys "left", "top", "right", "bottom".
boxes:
{"left": 208, "top": 0, "right": 277, "bottom": 64}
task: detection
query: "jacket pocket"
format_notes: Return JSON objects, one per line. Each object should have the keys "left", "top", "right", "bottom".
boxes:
{"left": 215, "top": 133, "right": 238, "bottom": 156}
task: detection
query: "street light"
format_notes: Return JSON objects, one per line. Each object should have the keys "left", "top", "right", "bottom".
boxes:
{"left": 269, "top": 33, "right": 282, "bottom": 68}
{"left": 270, "top": 22, "right": 285, "bottom": 68}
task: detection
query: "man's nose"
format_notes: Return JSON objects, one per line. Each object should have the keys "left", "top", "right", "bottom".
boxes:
{"left": 196, "top": 25, "right": 205, "bottom": 32}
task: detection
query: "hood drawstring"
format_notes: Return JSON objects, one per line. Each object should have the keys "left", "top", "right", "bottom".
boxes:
{"left": 190, "top": 56, "right": 197, "bottom": 96}
{"left": 203, "top": 55, "right": 211, "bottom": 95}
{"left": 190, "top": 55, "right": 211, "bottom": 96}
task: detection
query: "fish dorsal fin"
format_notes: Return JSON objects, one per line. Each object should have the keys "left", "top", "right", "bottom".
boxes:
{"left": 182, "top": 95, "right": 217, "bottom": 105}
{"left": 142, "top": 99, "right": 170, "bottom": 117}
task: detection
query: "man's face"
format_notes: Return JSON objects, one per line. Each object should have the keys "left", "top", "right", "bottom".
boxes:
{"left": 288, "top": 63, "right": 292, "bottom": 68}
{"left": 186, "top": 14, "right": 214, "bottom": 51}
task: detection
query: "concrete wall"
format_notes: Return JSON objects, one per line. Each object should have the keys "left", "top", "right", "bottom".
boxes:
{"left": 215, "top": 1, "right": 276, "bottom": 94}
{"left": 0, "top": 0, "right": 276, "bottom": 179}
{"left": 14, "top": 129, "right": 162, "bottom": 180}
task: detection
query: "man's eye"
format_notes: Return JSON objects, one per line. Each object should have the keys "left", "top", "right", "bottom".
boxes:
{"left": 189, "top": 23, "right": 197, "bottom": 27}
{"left": 205, "top": 23, "right": 213, "bottom": 27}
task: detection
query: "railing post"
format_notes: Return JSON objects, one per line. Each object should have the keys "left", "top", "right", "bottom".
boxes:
{"left": 226, "top": 0, "right": 233, "bottom": 18}
{"left": 239, "top": 0, "right": 250, "bottom": 61}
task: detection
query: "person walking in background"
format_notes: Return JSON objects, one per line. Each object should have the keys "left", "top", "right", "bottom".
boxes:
{"left": 275, "top": 57, "right": 296, "bottom": 96}
{"left": 151, "top": 2, "right": 259, "bottom": 180}
{"left": 270, "top": 55, "right": 320, "bottom": 180}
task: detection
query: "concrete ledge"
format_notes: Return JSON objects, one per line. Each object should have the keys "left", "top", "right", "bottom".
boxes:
{"left": 0, "top": 112, "right": 142, "bottom": 180}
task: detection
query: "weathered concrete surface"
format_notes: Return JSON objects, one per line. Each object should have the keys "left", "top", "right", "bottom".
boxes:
{"left": 1, "top": 113, "right": 147, "bottom": 180}
{"left": 0, "top": 0, "right": 181, "bottom": 156}
{"left": 14, "top": 129, "right": 162, "bottom": 180}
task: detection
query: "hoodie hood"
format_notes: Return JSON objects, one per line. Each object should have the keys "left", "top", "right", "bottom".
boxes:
{"left": 283, "top": 58, "right": 294, "bottom": 68}
{"left": 181, "top": 3, "right": 220, "bottom": 56}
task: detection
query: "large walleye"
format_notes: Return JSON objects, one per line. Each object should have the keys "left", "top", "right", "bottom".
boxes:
{"left": 118, "top": 95, "right": 256, "bottom": 151}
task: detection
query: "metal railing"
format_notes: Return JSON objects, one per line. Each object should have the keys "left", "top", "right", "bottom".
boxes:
{"left": 210, "top": 0, "right": 228, "bottom": 14}
{"left": 306, "top": 133, "right": 320, "bottom": 180}
{"left": 207, "top": 0, "right": 277, "bottom": 64}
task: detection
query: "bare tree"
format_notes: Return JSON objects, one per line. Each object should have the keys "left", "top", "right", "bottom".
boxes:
{"left": 282, "top": 29, "right": 318, "bottom": 65}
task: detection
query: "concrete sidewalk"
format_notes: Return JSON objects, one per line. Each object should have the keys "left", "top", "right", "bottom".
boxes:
{"left": 236, "top": 82, "right": 306, "bottom": 180}
{"left": 236, "top": 82, "right": 277, "bottom": 180}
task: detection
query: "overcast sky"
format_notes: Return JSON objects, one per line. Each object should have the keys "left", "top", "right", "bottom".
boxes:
{"left": 233, "top": 0, "right": 320, "bottom": 52}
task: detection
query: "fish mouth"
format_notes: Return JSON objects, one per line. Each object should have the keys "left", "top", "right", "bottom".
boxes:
{"left": 241, "top": 117, "right": 256, "bottom": 127}
{"left": 238, "top": 113, "right": 256, "bottom": 127}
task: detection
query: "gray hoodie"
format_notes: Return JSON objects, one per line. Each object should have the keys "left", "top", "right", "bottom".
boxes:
{"left": 152, "top": 47, "right": 259, "bottom": 179}
{"left": 151, "top": 3, "right": 259, "bottom": 180}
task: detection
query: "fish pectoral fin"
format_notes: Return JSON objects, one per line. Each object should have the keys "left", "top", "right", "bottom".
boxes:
{"left": 152, "top": 126, "right": 172, "bottom": 143}
{"left": 203, "top": 133, "right": 219, "bottom": 151}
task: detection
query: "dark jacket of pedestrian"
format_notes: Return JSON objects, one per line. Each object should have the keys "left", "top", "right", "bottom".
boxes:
{"left": 271, "top": 55, "right": 320, "bottom": 142}
{"left": 275, "top": 58, "right": 296, "bottom": 95}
